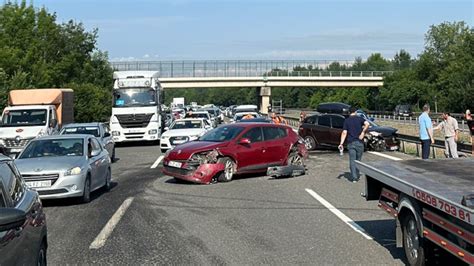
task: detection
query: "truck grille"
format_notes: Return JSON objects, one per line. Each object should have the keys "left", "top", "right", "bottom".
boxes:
{"left": 3, "top": 138, "right": 33, "bottom": 148}
{"left": 115, "top": 113, "right": 154, "bottom": 128}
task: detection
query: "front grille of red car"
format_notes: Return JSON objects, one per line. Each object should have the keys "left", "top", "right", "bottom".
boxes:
{"left": 164, "top": 166, "right": 192, "bottom": 176}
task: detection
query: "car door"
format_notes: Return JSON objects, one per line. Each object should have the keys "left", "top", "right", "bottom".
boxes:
{"left": 0, "top": 162, "right": 40, "bottom": 265}
{"left": 262, "top": 126, "right": 290, "bottom": 166}
{"left": 313, "top": 115, "right": 332, "bottom": 146}
{"left": 234, "top": 127, "right": 266, "bottom": 172}
{"left": 90, "top": 138, "right": 108, "bottom": 190}
{"left": 329, "top": 115, "right": 345, "bottom": 146}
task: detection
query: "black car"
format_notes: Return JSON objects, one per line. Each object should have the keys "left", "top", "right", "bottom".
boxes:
{"left": 0, "top": 155, "right": 47, "bottom": 265}
{"left": 316, "top": 102, "right": 351, "bottom": 115}
{"left": 299, "top": 113, "right": 399, "bottom": 151}
{"left": 393, "top": 104, "right": 413, "bottom": 117}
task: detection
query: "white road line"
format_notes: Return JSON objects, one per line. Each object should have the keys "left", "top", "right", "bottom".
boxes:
{"left": 368, "top": 151, "right": 402, "bottom": 161}
{"left": 89, "top": 197, "right": 134, "bottom": 250}
{"left": 150, "top": 155, "right": 164, "bottom": 169}
{"left": 305, "top": 188, "right": 373, "bottom": 240}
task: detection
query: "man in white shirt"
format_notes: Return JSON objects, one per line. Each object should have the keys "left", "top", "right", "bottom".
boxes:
{"left": 434, "top": 112, "right": 459, "bottom": 158}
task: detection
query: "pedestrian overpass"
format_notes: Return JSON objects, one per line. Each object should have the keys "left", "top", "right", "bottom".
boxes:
{"left": 111, "top": 60, "right": 388, "bottom": 113}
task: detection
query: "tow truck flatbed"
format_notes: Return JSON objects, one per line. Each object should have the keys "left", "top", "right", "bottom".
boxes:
{"left": 357, "top": 158, "right": 473, "bottom": 225}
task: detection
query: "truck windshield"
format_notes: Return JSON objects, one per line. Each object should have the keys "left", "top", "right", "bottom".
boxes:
{"left": 113, "top": 88, "right": 157, "bottom": 107}
{"left": 1, "top": 109, "right": 47, "bottom": 127}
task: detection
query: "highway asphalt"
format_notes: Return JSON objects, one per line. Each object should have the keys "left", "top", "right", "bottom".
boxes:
{"left": 39, "top": 141, "right": 424, "bottom": 265}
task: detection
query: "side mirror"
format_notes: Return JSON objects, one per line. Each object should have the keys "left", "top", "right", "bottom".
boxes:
{"left": 239, "top": 138, "right": 251, "bottom": 145}
{"left": 50, "top": 118, "right": 58, "bottom": 128}
{"left": 164, "top": 127, "right": 169, "bottom": 131}
{"left": 89, "top": 149, "right": 100, "bottom": 158}
{"left": 104, "top": 132, "right": 111, "bottom": 138}
{"left": 0, "top": 208, "right": 26, "bottom": 232}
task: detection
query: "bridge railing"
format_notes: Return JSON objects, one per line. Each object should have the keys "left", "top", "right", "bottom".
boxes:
{"left": 110, "top": 60, "right": 390, "bottom": 78}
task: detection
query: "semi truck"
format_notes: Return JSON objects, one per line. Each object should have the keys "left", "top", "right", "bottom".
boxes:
{"left": 110, "top": 71, "right": 163, "bottom": 143}
{"left": 0, "top": 88, "right": 74, "bottom": 156}
{"left": 356, "top": 159, "right": 473, "bottom": 265}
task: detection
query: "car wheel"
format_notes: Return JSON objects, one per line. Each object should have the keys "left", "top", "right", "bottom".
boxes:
{"left": 104, "top": 168, "right": 112, "bottom": 192}
{"left": 287, "top": 151, "right": 304, "bottom": 166}
{"left": 303, "top": 136, "right": 316, "bottom": 150}
{"left": 402, "top": 213, "right": 426, "bottom": 266}
{"left": 111, "top": 147, "right": 116, "bottom": 162}
{"left": 37, "top": 240, "right": 47, "bottom": 266}
{"left": 217, "top": 157, "right": 235, "bottom": 182}
{"left": 161, "top": 149, "right": 168, "bottom": 154}
{"left": 81, "top": 176, "right": 91, "bottom": 203}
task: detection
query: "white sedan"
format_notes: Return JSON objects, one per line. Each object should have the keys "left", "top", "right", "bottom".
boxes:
{"left": 160, "top": 118, "right": 212, "bottom": 153}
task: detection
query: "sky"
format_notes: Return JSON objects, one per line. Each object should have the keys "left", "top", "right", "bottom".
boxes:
{"left": 31, "top": 0, "right": 473, "bottom": 61}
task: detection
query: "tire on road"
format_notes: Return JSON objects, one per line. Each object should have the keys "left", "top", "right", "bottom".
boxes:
{"left": 104, "top": 168, "right": 112, "bottom": 192}
{"left": 161, "top": 149, "right": 168, "bottom": 154}
{"left": 217, "top": 157, "right": 235, "bottom": 182}
{"left": 36, "top": 239, "right": 47, "bottom": 266}
{"left": 287, "top": 151, "right": 304, "bottom": 167}
{"left": 81, "top": 175, "right": 91, "bottom": 204}
{"left": 402, "top": 213, "right": 426, "bottom": 266}
{"left": 304, "top": 136, "right": 317, "bottom": 150}
{"left": 111, "top": 147, "right": 116, "bottom": 162}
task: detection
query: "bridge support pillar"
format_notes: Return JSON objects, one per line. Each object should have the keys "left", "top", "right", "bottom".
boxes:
{"left": 260, "top": 87, "right": 271, "bottom": 114}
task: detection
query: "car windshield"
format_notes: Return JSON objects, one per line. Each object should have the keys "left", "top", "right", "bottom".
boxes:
{"left": 19, "top": 138, "right": 84, "bottom": 158}
{"left": 199, "top": 126, "right": 244, "bottom": 142}
{"left": 170, "top": 120, "right": 203, "bottom": 129}
{"left": 1, "top": 109, "right": 47, "bottom": 127}
{"left": 113, "top": 88, "right": 156, "bottom": 107}
{"left": 61, "top": 126, "right": 100, "bottom": 137}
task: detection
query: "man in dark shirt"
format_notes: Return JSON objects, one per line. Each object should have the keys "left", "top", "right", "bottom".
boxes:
{"left": 338, "top": 106, "right": 370, "bottom": 182}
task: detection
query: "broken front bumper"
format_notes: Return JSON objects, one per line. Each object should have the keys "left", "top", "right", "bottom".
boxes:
{"left": 162, "top": 160, "right": 225, "bottom": 184}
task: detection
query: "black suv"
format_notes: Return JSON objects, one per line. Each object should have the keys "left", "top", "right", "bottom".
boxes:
{"left": 393, "top": 104, "right": 413, "bottom": 117}
{"left": 0, "top": 155, "right": 47, "bottom": 265}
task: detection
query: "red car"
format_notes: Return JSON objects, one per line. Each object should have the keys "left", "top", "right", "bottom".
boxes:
{"left": 162, "top": 123, "right": 308, "bottom": 184}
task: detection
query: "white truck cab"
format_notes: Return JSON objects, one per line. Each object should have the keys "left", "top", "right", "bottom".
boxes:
{"left": 110, "top": 71, "right": 163, "bottom": 143}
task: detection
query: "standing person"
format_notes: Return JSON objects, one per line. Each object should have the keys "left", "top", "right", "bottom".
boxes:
{"left": 270, "top": 112, "right": 288, "bottom": 125}
{"left": 338, "top": 107, "right": 370, "bottom": 183}
{"left": 434, "top": 112, "right": 459, "bottom": 158}
{"left": 466, "top": 109, "right": 474, "bottom": 155}
{"left": 418, "top": 104, "right": 435, "bottom": 159}
{"left": 299, "top": 111, "right": 307, "bottom": 125}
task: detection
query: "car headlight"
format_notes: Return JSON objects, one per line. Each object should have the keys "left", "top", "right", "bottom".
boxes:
{"left": 65, "top": 167, "right": 82, "bottom": 176}
{"left": 189, "top": 150, "right": 219, "bottom": 165}
{"left": 0, "top": 139, "right": 4, "bottom": 145}
{"left": 369, "top": 131, "right": 382, "bottom": 137}
{"left": 37, "top": 129, "right": 45, "bottom": 138}
{"left": 189, "top": 135, "right": 199, "bottom": 140}
{"left": 149, "top": 129, "right": 158, "bottom": 135}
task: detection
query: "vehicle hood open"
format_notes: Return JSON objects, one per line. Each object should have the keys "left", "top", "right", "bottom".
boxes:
{"left": 368, "top": 126, "right": 398, "bottom": 137}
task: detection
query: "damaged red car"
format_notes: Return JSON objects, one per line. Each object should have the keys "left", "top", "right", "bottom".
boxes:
{"left": 162, "top": 123, "right": 308, "bottom": 184}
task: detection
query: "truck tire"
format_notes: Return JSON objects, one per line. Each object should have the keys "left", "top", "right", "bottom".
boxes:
{"left": 402, "top": 213, "right": 426, "bottom": 266}
{"left": 217, "top": 157, "right": 235, "bottom": 182}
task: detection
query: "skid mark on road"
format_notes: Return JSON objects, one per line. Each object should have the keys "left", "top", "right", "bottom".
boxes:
{"left": 151, "top": 155, "right": 164, "bottom": 168}
{"left": 89, "top": 197, "right": 134, "bottom": 249}
{"left": 368, "top": 151, "right": 403, "bottom": 161}
{"left": 305, "top": 189, "right": 373, "bottom": 240}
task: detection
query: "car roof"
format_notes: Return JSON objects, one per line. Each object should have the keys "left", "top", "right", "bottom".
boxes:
{"left": 33, "top": 134, "right": 92, "bottom": 140}
{"left": 63, "top": 122, "right": 101, "bottom": 128}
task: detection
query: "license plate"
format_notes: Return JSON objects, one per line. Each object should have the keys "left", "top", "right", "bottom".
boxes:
{"left": 128, "top": 129, "right": 141, "bottom": 133}
{"left": 168, "top": 161, "right": 182, "bottom": 168}
{"left": 26, "top": 180, "right": 52, "bottom": 188}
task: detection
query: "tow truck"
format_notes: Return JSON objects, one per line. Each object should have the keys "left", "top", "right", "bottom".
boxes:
{"left": 356, "top": 159, "right": 473, "bottom": 265}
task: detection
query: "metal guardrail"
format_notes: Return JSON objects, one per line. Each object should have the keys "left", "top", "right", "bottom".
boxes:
{"left": 110, "top": 60, "right": 391, "bottom": 78}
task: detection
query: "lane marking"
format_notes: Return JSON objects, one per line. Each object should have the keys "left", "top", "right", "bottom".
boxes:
{"left": 89, "top": 197, "right": 134, "bottom": 249}
{"left": 305, "top": 188, "right": 373, "bottom": 240}
{"left": 368, "top": 151, "right": 402, "bottom": 161}
{"left": 150, "top": 155, "right": 164, "bottom": 169}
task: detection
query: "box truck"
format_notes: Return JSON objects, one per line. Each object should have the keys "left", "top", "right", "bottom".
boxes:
{"left": 0, "top": 88, "right": 74, "bottom": 156}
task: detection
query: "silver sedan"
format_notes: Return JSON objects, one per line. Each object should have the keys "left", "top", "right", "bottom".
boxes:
{"left": 14, "top": 134, "right": 111, "bottom": 203}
